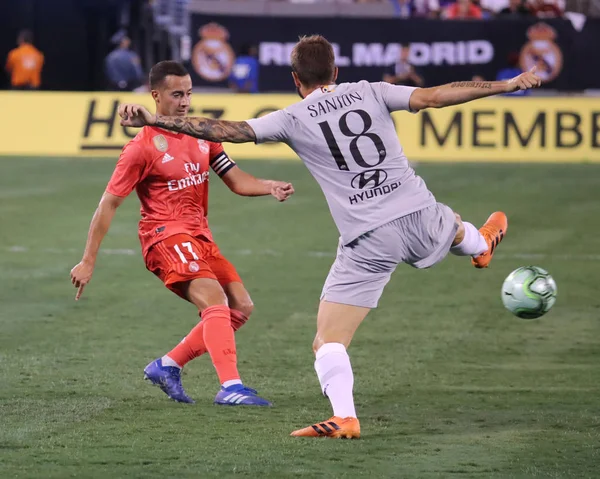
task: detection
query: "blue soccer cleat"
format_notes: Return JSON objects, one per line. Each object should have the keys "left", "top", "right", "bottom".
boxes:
{"left": 143, "top": 358, "right": 195, "bottom": 404}
{"left": 214, "top": 383, "right": 272, "bottom": 407}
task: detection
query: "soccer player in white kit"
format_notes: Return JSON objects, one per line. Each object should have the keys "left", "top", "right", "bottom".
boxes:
{"left": 119, "top": 35, "right": 542, "bottom": 439}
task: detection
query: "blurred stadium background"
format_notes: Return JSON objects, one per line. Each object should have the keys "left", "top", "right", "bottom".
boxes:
{"left": 1, "top": 1, "right": 599, "bottom": 477}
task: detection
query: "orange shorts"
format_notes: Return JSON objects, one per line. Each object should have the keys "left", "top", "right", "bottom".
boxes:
{"left": 145, "top": 233, "right": 242, "bottom": 299}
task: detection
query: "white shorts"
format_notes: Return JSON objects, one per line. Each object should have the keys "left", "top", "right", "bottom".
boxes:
{"left": 320, "top": 203, "right": 458, "bottom": 309}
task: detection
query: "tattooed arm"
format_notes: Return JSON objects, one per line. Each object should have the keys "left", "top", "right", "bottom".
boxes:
{"left": 154, "top": 116, "right": 257, "bottom": 143}
{"left": 409, "top": 67, "right": 542, "bottom": 111}
{"left": 117, "top": 104, "right": 257, "bottom": 143}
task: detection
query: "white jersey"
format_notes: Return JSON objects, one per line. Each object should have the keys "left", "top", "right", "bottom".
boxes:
{"left": 246, "top": 81, "right": 435, "bottom": 245}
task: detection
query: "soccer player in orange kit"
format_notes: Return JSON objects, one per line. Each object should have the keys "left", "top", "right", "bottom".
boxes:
{"left": 70, "top": 61, "right": 294, "bottom": 406}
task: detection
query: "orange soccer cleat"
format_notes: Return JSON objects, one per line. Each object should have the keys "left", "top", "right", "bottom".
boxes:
{"left": 290, "top": 416, "right": 361, "bottom": 439}
{"left": 471, "top": 211, "right": 508, "bottom": 269}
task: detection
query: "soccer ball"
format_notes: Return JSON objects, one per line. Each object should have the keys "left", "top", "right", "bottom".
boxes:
{"left": 501, "top": 266, "right": 557, "bottom": 319}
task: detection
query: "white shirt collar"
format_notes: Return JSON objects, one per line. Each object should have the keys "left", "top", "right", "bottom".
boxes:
{"left": 305, "top": 84, "right": 338, "bottom": 100}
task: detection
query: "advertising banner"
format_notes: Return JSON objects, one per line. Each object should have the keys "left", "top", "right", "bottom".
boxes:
{"left": 0, "top": 92, "right": 598, "bottom": 162}
{"left": 188, "top": 16, "right": 600, "bottom": 93}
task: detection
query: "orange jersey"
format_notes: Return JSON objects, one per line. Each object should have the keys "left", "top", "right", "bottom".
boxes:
{"left": 6, "top": 44, "right": 44, "bottom": 88}
{"left": 106, "top": 126, "right": 236, "bottom": 258}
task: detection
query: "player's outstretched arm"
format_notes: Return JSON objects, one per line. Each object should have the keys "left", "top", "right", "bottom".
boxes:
{"left": 220, "top": 166, "right": 294, "bottom": 201}
{"left": 409, "top": 67, "right": 542, "bottom": 111}
{"left": 70, "top": 192, "right": 125, "bottom": 300}
{"left": 156, "top": 116, "right": 257, "bottom": 144}
{"left": 117, "top": 103, "right": 256, "bottom": 144}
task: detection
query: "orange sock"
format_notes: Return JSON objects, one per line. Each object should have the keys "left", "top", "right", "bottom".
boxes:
{"left": 202, "top": 304, "right": 240, "bottom": 383}
{"left": 166, "top": 309, "right": 250, "bottom": 367}
{"left": 166, "top": 322, "right": 203, "bottom": 367}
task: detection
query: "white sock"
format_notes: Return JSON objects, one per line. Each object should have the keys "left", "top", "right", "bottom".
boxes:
{"left": 161, "top": 355, "right": 181, "bottom": 369}
{"left": 450, "top": 221, "right": 488, "bottom": 257}
{"left": 314, "top": 343, "right": 357, "bottom": 418}
{"left": 222, "top": 379, "right": 243, "bottom": 389}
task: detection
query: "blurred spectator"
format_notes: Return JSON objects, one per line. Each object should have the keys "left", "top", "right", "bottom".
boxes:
{"left": 411, "top": 0, "right": 442, "bottom": 16}
{"left": 498, "top": 0, "right": 532, "bottom": 15}
{"left": 390, "top": 0, "right": 445, "bottom": 14}
{"left": 229, "top": 44, "right": 260, "bottom": 93}
{"left": 445, "top": 0, "right": 484, "bottom": 18}
{"left": 438, "top": 0, "right": 458, "bottom": 11}
{"left": 472, "top": 74, "right": 486, "bottom": 81}
{"left": 529, "top": 0, "right": 563, "bottom": 16}
{"left": 383, "top": 46, "right": 424, "bottom": 87}
{"left": 104, "top": 35, "right": 144, "bottom": 92}
{"left": 391, "top": 0, "right": 414, "bottom": 17}
{"left": 479, "top": 0, "right": 511, "bottom": 15}
{"left": 496, "top": 52, "right": 530, "bottom": 96}
{"left": 5, "top": 30, "right": 44, "bottom": 90}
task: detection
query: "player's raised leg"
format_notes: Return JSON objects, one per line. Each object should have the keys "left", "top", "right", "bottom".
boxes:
{"left": 470, "top": 212, "right": 508, "bottom": 268}
{"left": 449, "top": 211, "right": 508, "bottom": 268}
{"left": 290, "top": 300, "right": 366, "bottom": 439}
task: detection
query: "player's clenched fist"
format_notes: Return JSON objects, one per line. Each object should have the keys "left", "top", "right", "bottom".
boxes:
{"left": 70, "top": 260, "right": 94, "bottom": 300}
{"left": 507, "top": 66, "right": 542, "bottom": 93}
{"left": 118, "top": 104, "right": 156, "bottom": 127}
{"left": 271, "top": 181, "right": 295, "bottom": 202}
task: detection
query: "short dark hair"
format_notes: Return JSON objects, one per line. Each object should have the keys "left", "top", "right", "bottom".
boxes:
{"left": 19, "top": 30, "right": 33, "bottom": 44}
{"left": 290, "top": 35, "right": 335, "bottom": 88}
{"left": 149, "top": 61, "right": 189, "bottom": 89}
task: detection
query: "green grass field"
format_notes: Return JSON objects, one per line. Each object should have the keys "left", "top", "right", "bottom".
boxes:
{"left": 1, "top": 158, "right": 599, "bottom": 478}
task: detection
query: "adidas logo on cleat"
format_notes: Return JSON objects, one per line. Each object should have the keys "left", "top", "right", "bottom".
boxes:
{"left": 311, "top": 421, "right": 342, "bottom": 435}
{"left": 490, "top": 230, "right": 504, "bottom": 254}
{"left": 222, "top": 392, "right": 250, "bottom": 404}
